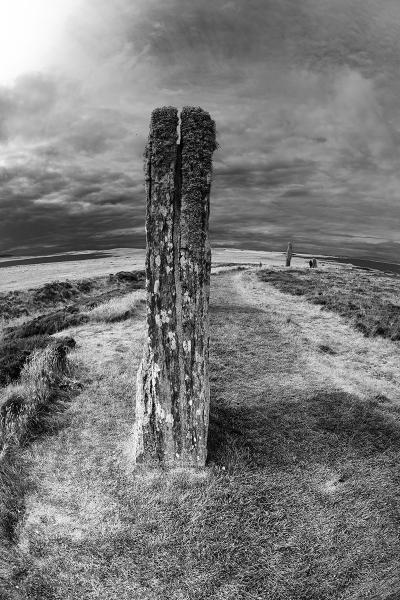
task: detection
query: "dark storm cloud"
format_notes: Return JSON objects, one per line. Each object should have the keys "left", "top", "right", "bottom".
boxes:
{"left": 0, "top": 158, "right": 145, "bottom": 253}
{"left": 215, "top": 159, "right": 316, "bottom": 191}
{"left": 1, "top": 0, "right": 400, "bottom": 257}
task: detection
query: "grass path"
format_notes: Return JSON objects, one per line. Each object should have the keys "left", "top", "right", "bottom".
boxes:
{"left": 9, "top": 269, "right": 400, "bottom": 599}
{"left": 236, "top": 268, "right": 400, "bottom": 403}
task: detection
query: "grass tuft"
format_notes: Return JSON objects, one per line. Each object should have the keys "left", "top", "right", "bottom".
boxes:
{"left": 318, "top": 343, "right": 337, "bottom": 355}
{"left": 0, "top": 335, "right": 75, "bottom": 386}
{"left": 0, "top": 341, "right": 74, "bottom": 450}
{"left": 85, "top": 291, "right": 145, "bottom": 323}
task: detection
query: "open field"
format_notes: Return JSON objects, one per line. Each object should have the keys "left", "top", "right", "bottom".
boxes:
{"left": 1, "top": 259, "right": 400, "bottom": 598}
{"left": 0, "top": 248, "right": 317, "bottom": 293}
{"left": 0, "top": 249, "right": 147, "bottom": 294}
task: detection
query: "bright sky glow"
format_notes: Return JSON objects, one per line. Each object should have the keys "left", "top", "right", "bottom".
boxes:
{"left": 0, "top": 0, "right": 78, "bottom": 84}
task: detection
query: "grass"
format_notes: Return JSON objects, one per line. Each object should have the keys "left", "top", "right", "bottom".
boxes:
{"left": 258, "top": 267, "right": 400, "bottom": 340}
{"left": 0, "top": 340, "right": 75, "bottom": 599}
{"left": 85, "top": 291, "right": 145, "bottom": 323}
{"left": 0, "top": 445, "right": 31, "bottom": 543}
{"left": 3, "top": 268, "right": 400, "bottom": 599}
{"left": 0, "top": 270, "right": 145, "bottom": 322}
{"left": 0, "top": 271, "right": 144, "bottom": 352}
{"left": 3, "top": 309, "right": 89, "bottom": 340}
{"left": 0, "top": 341, "right": 75, "bottom": 452}
{"left": 0, "top": 335, "right": 72, "bottom": 386}
{"left": 2, "top": 293, "right": 143, "bottom": 340}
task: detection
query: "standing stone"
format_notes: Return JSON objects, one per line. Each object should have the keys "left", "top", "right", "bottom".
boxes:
{"left": 133, "top": 106, "right": 216, "bottom": 468}
{"left": 286, "top": 241, "right": 293, "bottom": 267}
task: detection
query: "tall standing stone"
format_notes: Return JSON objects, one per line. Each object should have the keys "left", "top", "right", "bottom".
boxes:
{"left": 286, "top": 241, "right": 293, "bottom": 267}
{"left": 133, "top": 106, "right": 216, "bottom": 468}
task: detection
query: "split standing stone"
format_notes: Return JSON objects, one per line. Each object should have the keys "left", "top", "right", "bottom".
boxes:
{"left": 133, "top": 106, "right": 216, "bottom": 468}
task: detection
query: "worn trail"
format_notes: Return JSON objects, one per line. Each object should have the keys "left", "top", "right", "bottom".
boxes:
{"left": 223, "top": 268, "right": 400, "bottom": 404}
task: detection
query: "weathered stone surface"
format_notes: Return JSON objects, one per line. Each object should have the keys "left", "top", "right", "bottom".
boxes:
{"left": 133, "top": 106, "right": 216, "bottom": 468}
{"left": 286, "top": 241, "right": 293, "bottom": 267}
{"left": 133, "top": 107, "right": 179, "bottom": 464}
{"left": 179, "top": 107, "right": 215, "bottom": 466}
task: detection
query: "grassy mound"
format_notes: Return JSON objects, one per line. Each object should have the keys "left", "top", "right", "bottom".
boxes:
{"left": 0, "top": 270, "right": 145, "bottom": 322}
{"left": 3, "top": 308, "right": 88, "bottom": 339}
{"left": 3, "top": 290, "right": 145, "bottom": 342}
{"left": 32, "top": 279, "right": 94, "bottom": 304}
{"left": 0, "top": 335, "right": 75, "bottom": 386}
{"left": 0, "top": 341, "right": 74, "bottom": 450}
{"left": 0, "top": 340, "right": 75, "bottom": 555}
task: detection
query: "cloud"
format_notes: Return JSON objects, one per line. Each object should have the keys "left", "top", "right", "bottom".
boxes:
{"left": 0, "top": 0, "right": 400, "bottom": 258}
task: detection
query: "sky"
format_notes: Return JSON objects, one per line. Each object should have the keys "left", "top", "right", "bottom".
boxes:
{"left": 0, "top": 0, "right": 400, "bottom": 260}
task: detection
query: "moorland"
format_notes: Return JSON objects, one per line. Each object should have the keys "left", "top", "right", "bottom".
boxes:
{"left": 1, "top": 250, "right": 400, "bottom": 599}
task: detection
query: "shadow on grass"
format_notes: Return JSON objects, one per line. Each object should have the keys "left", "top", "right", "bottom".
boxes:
{"left": 57, "top": 391, "right": 400, "bottom": 600}
{"left": 210, "top": 304, "right": 265, "bottom": 314}
{"left": 208, "top": 391, "right": 400, "bottom": 470}
{"left": 208, "top": 281, "right": 400, "bottom": 471}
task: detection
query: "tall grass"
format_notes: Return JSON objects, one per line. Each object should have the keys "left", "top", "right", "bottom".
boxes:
{"left": 85, "top": 291, "right": 145, "bottom": 323}
{"left": 0, "top": 335, "right": 75, "bottom": 387}
{"left": 0, "top": 342, "right": 72, "bottom": 451}
{"left": 0, "top": 342, "right": 75, "bottom": 554}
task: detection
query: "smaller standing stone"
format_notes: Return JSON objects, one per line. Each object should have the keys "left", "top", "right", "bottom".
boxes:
{"left": 286, "top": 242, "right": 293, "bottom": 267}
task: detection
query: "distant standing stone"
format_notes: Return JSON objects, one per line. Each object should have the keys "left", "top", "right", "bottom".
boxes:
{"left": 286, "top": 242, "right": 293, "bottom": 267}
